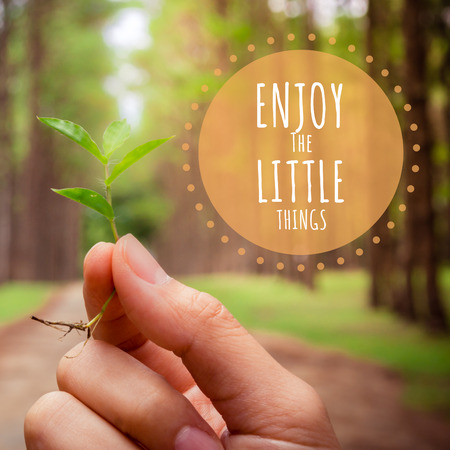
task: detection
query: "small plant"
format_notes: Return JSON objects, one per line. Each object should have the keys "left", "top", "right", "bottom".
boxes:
{"left": 31, "top": 117, "right": 172, "bottom": 340}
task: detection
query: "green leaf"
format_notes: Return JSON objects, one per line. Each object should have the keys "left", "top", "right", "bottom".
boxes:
{"left": 38, "top": 117, "right": 107, "bottom": 164}
{"left": 52, "top": 188, "right": 114, "bottom": 220}
{"left": 106, "top": 136, "right": 173, "bottom": 185}
{"left": 103, "top": 119, "right": 131, "bottom": 156}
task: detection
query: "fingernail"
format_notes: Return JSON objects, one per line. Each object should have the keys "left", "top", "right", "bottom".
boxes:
{"left": 175, "top": 426, "right": 222, "bottom": 450}
{"left": 121, "top": 234, "right": 169, "bottom": 285}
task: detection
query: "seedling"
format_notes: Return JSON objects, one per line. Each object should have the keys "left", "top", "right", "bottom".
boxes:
{"left": 31, "top": 117, "right": 172, "bottom": 340}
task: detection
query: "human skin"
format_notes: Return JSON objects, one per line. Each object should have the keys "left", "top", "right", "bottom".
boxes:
{"left": 24, "top": 234, "right": 340, "bottom": 449}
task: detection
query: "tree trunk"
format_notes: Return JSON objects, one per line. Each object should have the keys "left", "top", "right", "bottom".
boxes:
{"left": 11, "top": 0, "right": 46, "bottom": 279}
{"left": 366, "top": 0, "right": 396, "bottom": 310}
{"left": 11, "top": 0, "right": 80, "bottom": 281}
{"left": 402, "top": 0, "right": 447, "bottom": 331}
{"left": 0, "top": 0, "right": 13, "bottom": 283}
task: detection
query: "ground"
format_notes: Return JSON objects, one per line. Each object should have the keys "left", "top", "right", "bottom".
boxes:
{"left": 0, "top": 283, "right": 449, "bottom": 449}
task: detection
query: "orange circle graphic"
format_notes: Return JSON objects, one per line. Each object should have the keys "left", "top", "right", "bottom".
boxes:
{"left": 199, "top": 50, "right": 403, "bottom": 255}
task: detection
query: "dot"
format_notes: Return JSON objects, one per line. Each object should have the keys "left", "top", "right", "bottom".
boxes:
{"left": 229, "top": 54, "right": 237, "bottom": 63}
{"left": 214, "top": 68, "right": 222, "bottom": 76}
{"left": 267, "top": 36, "right": 275, "bottom": 45}
{"left": 287, "top": 33, "right": 295, "bottom": 41}
{"left": 317, "top": 262, "right": 325, "bottom": 271}
{"left": 221, "top": 235, "right": 229, "bottom": 243}
{"left": 329, "top": 37, "right": 336, "bottom": 45}
{"left": 381, "top": 68, "right": 389, "bottom": 77}
{"left": 373, "top": 236, "right": 381, "bottom": 244}
{"left": 297, "top": 264, "right": 305, "bottom": 272}
{"left": 366, "top": 55, "right": 374, "bottom": 63}
{"left": 410, "top": 123, "right": 418, "bottom": 131}
{"left": 191, "top": 103, "right": 199, "bottom": 111}
{"left": 187, "top": 184, "right": 195, "bottom": 192}
{"left": 238, "top": 247, "right": 246, "bottom": 256}
{"left": 413, "top": 144, "right": 420, "bottom": 152}
{"left": 182, "top": 163, "right": 190, "bottom": 172}
{"left": 308, "top": 33, "right": 316, "bottom": 41}
{"left": 256, "top": 256, "right": 264, "bottom": 264}
{"left": 407, "top": 184, "right": 415, "bottom": 193}
{"left": 337, "top": 257, "right": 345, "bottom": 265}
{"left": 404, "top": 103, "right": 412, "bottom": 112}
{"left": 399, "top": 204, "right": 406, "bottom": 212}
{"left": 201, "top": 84, "right": 209, "bottom": 92}
{"left": 184, "top": 122, "right": 192, "bottom": 131}
{"left": 195, "top": 203, "right": 203, "bottom": 211}
{"left": 387, "top": 221, "right": 395, "bottom": 230}
{"left": 412, "top": 164, "right": 419, "bottom": 173}
{"left": 348, "top": 44, "right": 356, "bottom": 53}
{"left": 206, "top": 220, "right": 214, "bottom": 228}
{"left": 394, "top": 85, "right": 402, "bottom": 93}
{"left": 248, "top": 44, "right": 255, "bottom": 52}
{"left": 276, "top": 262, "right": 285, "bottom": 270}
{"left": 182, "top": 143, "right": 190, "bottom": 151}
{"left": 356, "top": 248, "right": 364, "bottom": 256}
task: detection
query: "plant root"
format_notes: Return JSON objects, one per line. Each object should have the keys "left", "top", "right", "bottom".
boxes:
{"left": 31, "top": 316, "right": 91, "bottom": 338}
{"left": 30, "top": 289, "right": 115, "bottom": 357}
{"left": 30, "top": 316, "right": 92, "bottom": 358}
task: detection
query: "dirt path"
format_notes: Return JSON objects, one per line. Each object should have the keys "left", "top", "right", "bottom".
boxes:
{"left": 0, "top": 283, "right": 449, "bottom": 449}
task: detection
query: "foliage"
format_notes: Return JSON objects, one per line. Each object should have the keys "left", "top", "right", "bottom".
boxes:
{"left": 39, "top": 117, "right": 172, "bottom": 240}
{"left": 52, "top": 187, "right": 115, "bottom": 220}
{"left": 103, "top": 118, "right": 131, "bottom": 156}
{"left": 38, "top": 117, "right": 107, "bottom": 164}
{"left": 105, "top": 137, "right": 172, "bottom": 185}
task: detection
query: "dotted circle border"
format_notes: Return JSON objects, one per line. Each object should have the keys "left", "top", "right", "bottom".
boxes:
{"left": 181, "top": 33, "right": 419, "bottom": 272}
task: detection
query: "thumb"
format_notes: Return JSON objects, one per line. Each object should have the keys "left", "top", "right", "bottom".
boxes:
{"left": 111, "top": 235, "right": 338, "bottom": 446}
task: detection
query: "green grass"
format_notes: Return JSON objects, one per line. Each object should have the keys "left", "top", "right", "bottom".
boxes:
{"left": 182, "top": 269, "right": 450, "bottom": 415}
{"left": 0, "top": 282, "right": 55, "bottom": 325}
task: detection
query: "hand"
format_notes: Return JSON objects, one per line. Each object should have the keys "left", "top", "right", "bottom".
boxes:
{"left": 25, "top": 234, "right": 340, "bottom": 449}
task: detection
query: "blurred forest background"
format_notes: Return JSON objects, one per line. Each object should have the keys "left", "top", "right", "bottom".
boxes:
{"left": 0, "top": 0, "right": 450, "bottom": 427}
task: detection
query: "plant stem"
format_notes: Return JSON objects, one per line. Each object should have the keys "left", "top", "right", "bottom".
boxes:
{"left": 85, "top": 162, "right": 121, "bottom": 335}
{"left": 85, "top": 289, "right": 116, "bottom": 329}
{"left": 104, "top": 164, "right": 119, "bottom": 243}
{"left": 33, "top": 162, "right": 121, "bottom": 340}
{"left": 109, "top": 218, "right": 119, "bottom": 242}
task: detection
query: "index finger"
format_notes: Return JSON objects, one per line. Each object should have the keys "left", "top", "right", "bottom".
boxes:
{"left": 83, "top": 241, "right": 196, "bottom": 393}
{"left": 83, "top": 241, "right": 144, "bottom": 350}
